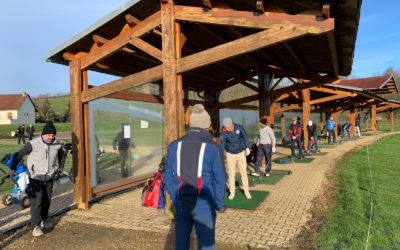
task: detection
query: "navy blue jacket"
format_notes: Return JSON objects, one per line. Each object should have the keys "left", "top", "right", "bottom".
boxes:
{"left": 220, "top": 123, "right": 250, "bottom": 154}
{"left": 163, "top": 128, "right": 226, "bottom": 216}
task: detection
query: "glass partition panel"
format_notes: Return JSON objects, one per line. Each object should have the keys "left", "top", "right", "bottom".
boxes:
{"left": 89, "top": 98, "right": 164, "bottom": 188}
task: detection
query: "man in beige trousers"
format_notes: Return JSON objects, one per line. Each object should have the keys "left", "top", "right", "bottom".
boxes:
{"left": 220, "top": 117, "right": 252, "bottom": 200}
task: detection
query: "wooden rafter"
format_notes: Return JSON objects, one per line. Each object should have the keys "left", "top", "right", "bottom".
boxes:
{"left": 125, "top": 13, "right": 162, "bottom": 36}
{"left": 283, "top": 42, "right": 308, "bottom": 71}
{"left": 310, "top": 93, "right": 357, "bottom": 105}
{"left": 177, "top": 26, "right": 324, "bottom": 76}
{"left": 216, "top": 94, "right": 259, "bottom": 110}
{"left": 309, "top": 86, "right": 356, "bottom": 96}
{"left": 79, "top": 11, "right": 161, "bottom": 70}
{"left": 210, "top": 70, "right": 256, "bottom": 93}
{"left": 327, "top": 31, "right": 339, "bottom": 76}
{"left": 174, "top": 6, "right": 334, "bottom": 34}
{"left": 241, "top": 81, "right": 259, "bottom": 92}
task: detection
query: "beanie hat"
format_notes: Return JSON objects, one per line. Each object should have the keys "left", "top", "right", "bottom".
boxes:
{"left": 42, "top": 121, "right": 57, "bottom": 135}
{"left": 189, "top": 104, "right": 211, "bottom": 129}
{"left": 260, "top": 117, "right": 268, "bottom": 126}
{"left": 308, "top": 120, "right": 313, "bottom": 126}
{"left": 222, "top": 117, "right": 233, "bottom": 127}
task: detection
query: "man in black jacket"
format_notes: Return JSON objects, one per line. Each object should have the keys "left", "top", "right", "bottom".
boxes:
{"left": 27, "top": 124, "right": 35, "bottom": 141}
{"left": 306, "top": 120, "right": 320, "bottom": 155}
{"left": 113, "top": 125, "right": 134, "bottom": 178}
{"left": 16, "top": 124, "right": 26, "bottom": 144}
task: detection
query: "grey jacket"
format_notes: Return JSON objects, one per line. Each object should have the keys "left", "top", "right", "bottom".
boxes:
{"left": 258, "top": 126, "right": 276, "bottom": 148}
{"left": 11, "top": 136, "right": 66, "bottom": 181}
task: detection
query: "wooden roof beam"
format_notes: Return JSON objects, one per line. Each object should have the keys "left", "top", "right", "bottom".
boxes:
{"left": 80, "top": 11, "right": 161, "bottom": 70}
{"left": 174, "top": 5, "right": 334, "bottom": 34}
{"left": 283, "top": 42, "right": 308, "bottom": 71}
{"left": 210, "top": 70, "right": 257, "bottom": 93}
{"left": 177, "top": 25, "right": 325, "bottom": 76}
{"left": 327, "top": 31, "right": 339, "bottom": 76}
{"left": 125, "top": 14, "right": 162, "bottom": 36}
{"left": 216, "top": 94, "right": 259, "bottom": 110}
{"left": 310, "top": 86, "right": 357, "bottom": 96}
{"left": 310, "top": 93, "right": 357, "bottom": 105}
{"left": 241, "top": 81, "right": 259, "bottom": 92}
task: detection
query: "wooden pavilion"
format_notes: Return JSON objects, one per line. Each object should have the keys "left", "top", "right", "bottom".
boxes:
{"left": 47, "top": 0, "right": 363, "bottom": 209}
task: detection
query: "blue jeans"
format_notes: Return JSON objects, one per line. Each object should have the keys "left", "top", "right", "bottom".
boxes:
{"left": 175, "top": 210, "right": 216, "bottom": 250}
{"left": 254, "top": 144, "right": 272, "bottom": 173}
{"left": 307, "top": 135, "right": 319, "bottom": 152}
{"left": 291, "top": 137, "right": 303, "bottom": 158}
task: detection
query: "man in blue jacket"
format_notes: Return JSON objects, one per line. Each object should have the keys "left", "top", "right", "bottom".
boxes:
{"left": 220, "top": 117, "right": 252, "bottom": 200}
{"left": 164, "top": 104, "right": 225, "bottom": 250}
{"left": 326, "top": 115, "right": 336, "bottom": 144}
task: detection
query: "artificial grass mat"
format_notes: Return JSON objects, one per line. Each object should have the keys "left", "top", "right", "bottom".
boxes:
{"left": 235, "top": 172, "right": 286, "bottom": 186}
{"left": 273, "top": 156, "right": 315, "bottom": 164}
{"left": 224, "top": 190, "right": 269, "bottom": 210}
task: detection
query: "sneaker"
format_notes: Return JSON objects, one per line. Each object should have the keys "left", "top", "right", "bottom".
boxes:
{"left": 250, "top": 172, "right": 260, "bottom": 177}
{"left": 264, "top": 173, "right": 270, "bottom": 177}
{"left": 32, "top": 226, "right": 44, "bottom": 237}
{"left": 228, "top": 193, "right": 235, "bottom": 200}
{"left": 40, "top": 219, "right": 54, "bottom": 230}
{"left": 244, "top": 192, "right": 252, "bottom": 199}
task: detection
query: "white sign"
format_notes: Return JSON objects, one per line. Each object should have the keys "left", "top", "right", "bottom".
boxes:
{"left": 141, "top": 120, "right": 149, "bottom": 129}
{"left": 124, "top": 125, "right": 131, "bottom": 139}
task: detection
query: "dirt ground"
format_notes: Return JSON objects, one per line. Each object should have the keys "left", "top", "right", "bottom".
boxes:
{"left": 1, "top": 219, "right": 262, "bottom": 250}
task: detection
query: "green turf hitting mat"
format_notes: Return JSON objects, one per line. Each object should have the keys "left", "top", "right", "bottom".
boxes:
{"left": 273, "top": 156, "right": 315, "bottom": 164}
{"left": 235, "top": 173, "right": 286, "bottom": 186}
{"left": 224, "top": 190, "right": 269, "bottom": 210}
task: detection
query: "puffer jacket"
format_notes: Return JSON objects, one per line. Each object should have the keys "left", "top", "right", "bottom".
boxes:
{"left": 220, "top": 123, "right": 250, "bottom": 154}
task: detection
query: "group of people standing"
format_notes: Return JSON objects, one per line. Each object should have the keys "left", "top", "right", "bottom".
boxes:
{"left": 15, "top": 124, "right": 35, "bottom": 144}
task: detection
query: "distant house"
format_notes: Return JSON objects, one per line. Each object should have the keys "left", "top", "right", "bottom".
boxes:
{"left": 0, "top": 93, "right": 36, "bottom": 125}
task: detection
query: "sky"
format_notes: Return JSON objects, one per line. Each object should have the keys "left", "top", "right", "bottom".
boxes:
{"left": 0, "top": 0, "right": 399, "bottom": 96}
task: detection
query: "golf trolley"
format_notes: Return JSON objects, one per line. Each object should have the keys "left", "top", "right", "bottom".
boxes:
{"left": 0, "top": 153, "right": 31, "bottom": 209}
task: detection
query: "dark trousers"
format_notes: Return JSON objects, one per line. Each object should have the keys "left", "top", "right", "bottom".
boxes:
{"left": 29, "top": 134, "right": 34, "bottom": 141}
{"left": 327, "top": 129, "right": 336, "bottom": 143}
{"left": 28, "top": 178, "right": 53, "bottom": 227}
{"left": 175, "top": 210, "right": 216, "bottom": 250}
{"left": 119, "top": 150, "right": 129, "bottom": 177}
{"left": 18, "top": 135, "right": 25, "bottom": 144}
{"left": 291, "top": 137, "right": 303, "bottom": 158}
{"left": 254, "top": 144, "right": 272, "bottom": 173}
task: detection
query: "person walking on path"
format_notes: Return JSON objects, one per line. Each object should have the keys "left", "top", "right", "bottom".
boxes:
{"left": 306, "top": 120, "right": 320, "bottom": 155}
{"left": 220, "top": 117, "right": 252, "bottom": 200}
{"left": 288, "top": 118, "right": 304, "bottom": 159}
{"left": 326, "top": 116, "right": 336, "bottom": 144}
{"left": 16, "top": 124, "right": 26, "bottom": 144}
{"left": 27, "top": 124, "right": 35, "bottom": 141}
{"left": 113, "top": 125, "right": 135, "bottom": 178}
{"left": 163, "top": 104, "right": 225, "bottom": 250}
{"left": 355, "top": 118, "right": 362, "bottom": 137}
{"left": 10, "top": 121, "right": 67, "bottom": 237}
{"left": 252, "top": 117, "right": 276, "bottom": 177}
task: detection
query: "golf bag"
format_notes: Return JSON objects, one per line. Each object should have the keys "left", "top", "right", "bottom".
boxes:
{"left": 141, "top": 157, "right": 166, "bottom": 209}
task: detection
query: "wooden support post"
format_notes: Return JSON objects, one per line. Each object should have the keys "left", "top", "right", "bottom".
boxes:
{"left": 257, "top": 64, "right": 274, "bottom": 128}
{"left": 332, "top": 112, "right": 338, "bottom": 139}
{"left": 319, "top": 112, "right": 324, "bottom": 132}
{"left": 205, "top": 92, "right": 220, "bottom": 138}
{"left": 349, "top": 108, "right": 356, "bottom": 137}
{"left": 390, "top": 108, "right": 394, "bottom": 132}
{"left": 371, "top": 104, "right": 377, "bottom": 133}
{"left": 301, "top": 89, "right": 310, "bottom": 147}
{"left": 281, "top": 111, "right": 285, "bottom": 143}
{"left": 162, "top": 0, "right": 183, "bottom": 145}
{"left": 69, "top": 59, "right": 88, "bottom": 209}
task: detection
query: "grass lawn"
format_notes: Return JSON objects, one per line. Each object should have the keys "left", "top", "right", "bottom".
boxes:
{"left": 0, "top": 123, "right": 71, "bottom": 139}
{"left": 34, "top": 96, "right": 70, "bottom": 113}
{"left": 315, "top": 134, "right": 400, "bottom": 249}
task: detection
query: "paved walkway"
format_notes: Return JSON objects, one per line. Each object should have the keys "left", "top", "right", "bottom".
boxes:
{"left": 1, "top": 133, "right": 393, "bottom": 248}
{"left": 57, "top": 133, "right": 392, "bottom": 249}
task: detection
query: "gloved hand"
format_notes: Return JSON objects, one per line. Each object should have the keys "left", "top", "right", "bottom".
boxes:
{"left": 245, "top": 148, "right": 251, "bottom": 156}
{"left": 272, "top": 147, "right": 276, "bottom": 153}
{"left": 9, "top": 169, "right": 15, "bottom": 179}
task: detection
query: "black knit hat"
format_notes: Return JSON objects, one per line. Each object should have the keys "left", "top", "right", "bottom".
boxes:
{"left": 42, "top": 121, "right": 57, "bottom": 135}
{"left": 260, "top": 117, "right": 268, "bottom": 126}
